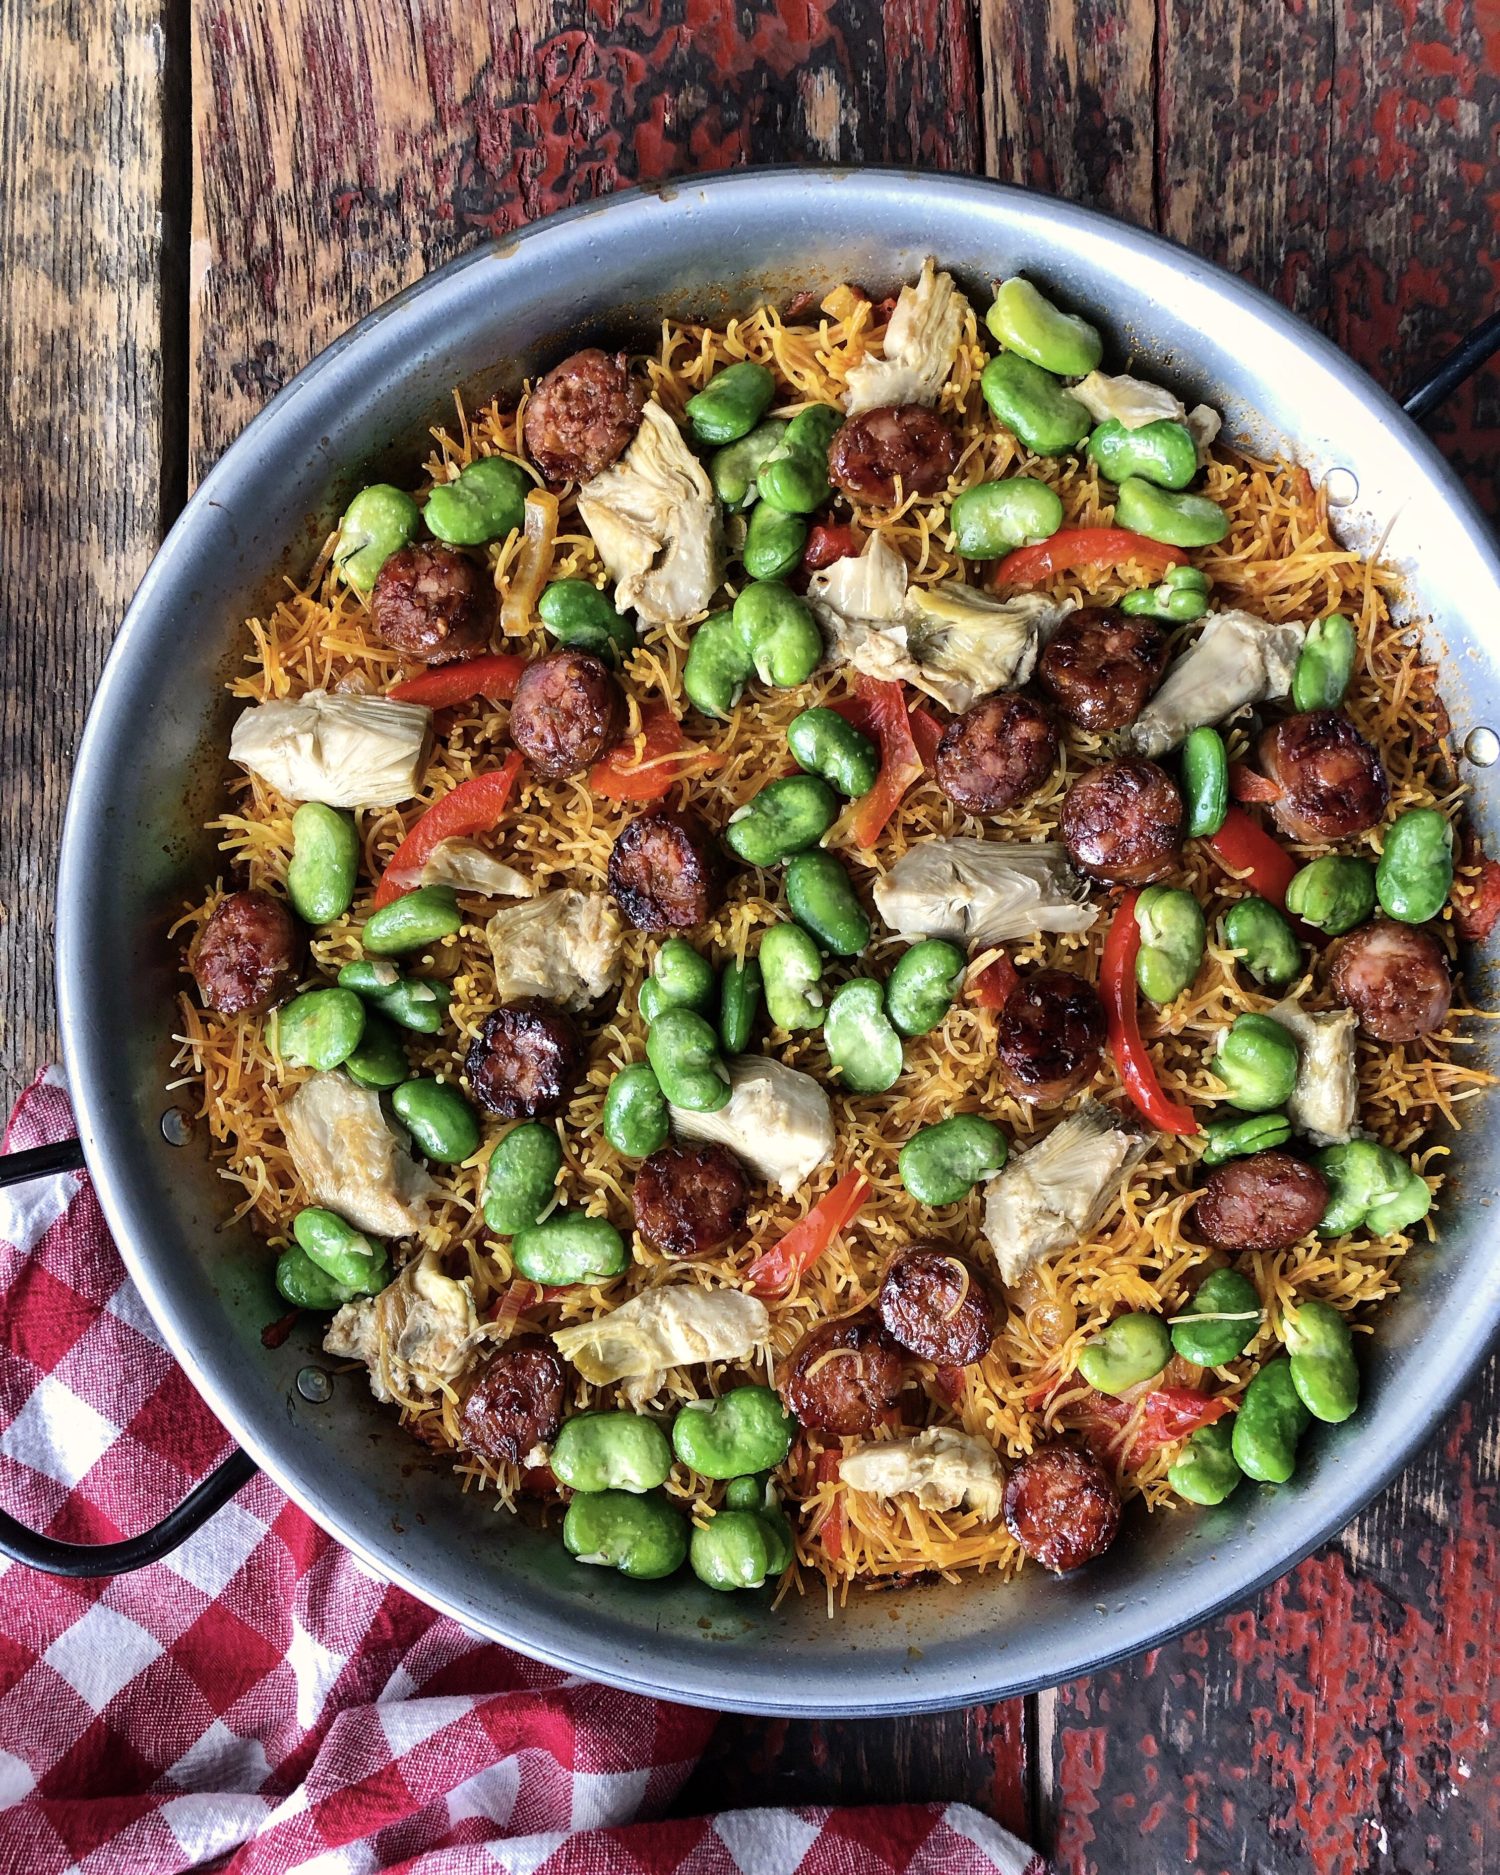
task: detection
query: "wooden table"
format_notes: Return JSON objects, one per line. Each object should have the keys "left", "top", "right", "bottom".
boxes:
{"left": 4, "top": 4, "right": 1496, "bottom": 1867}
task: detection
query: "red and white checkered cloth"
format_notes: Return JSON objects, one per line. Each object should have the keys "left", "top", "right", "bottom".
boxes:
{"left": 0, "top": 1072, "right": 1042, "bottom": 1875}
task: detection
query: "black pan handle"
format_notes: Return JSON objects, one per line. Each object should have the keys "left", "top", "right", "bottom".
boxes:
{"left": 0, "top": 1133, "right": 259, "bottom": 1575}
{"left": 1402, "top": 307, "right": 1500, "bottom": 421}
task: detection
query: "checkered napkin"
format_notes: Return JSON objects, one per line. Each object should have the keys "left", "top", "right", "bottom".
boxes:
{"left": 0, "top": 1072, "right": 1042, "bottom": 1875}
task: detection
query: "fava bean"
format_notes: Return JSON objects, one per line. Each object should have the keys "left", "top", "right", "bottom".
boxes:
{"left": 275, "top": 987, "right": 366, "bottom": 1071}
{"left": 1285, "top": 855, "right": 1376, "bottom": 936}
{"left": 292, "top": 1206, "right": 389, "bottom": 1295}
{"left": 683, "top": 609, "right": 752, "bottom": 719}
{"left": 1231, "top": 1357, "right": 1310, "bottom": 1483}
{"left": 343, "top": 1008, "right": 410, "bottom": 1088}
{"left": 1169, "top": 1268, "right": 1261, "bottom": 1366}
{"left": 718, "top": 1479, "right": 795, "bottom": 1575}
{"left": 602, "top": 1062, "right": 671, "bottom": 1159}
{"left": 553, "top": 1412, "right": 673, "bottom": 1493}
{"left": 512, "top": 1212, "right": 629, "bottom": 1285}
{"left": 1114, "top": 476, "right": 1228, "bottom": 547}
{"left": 537, "top": 578, "right": 635, "bottom": 664}
{"left": 1283, "top": 1298, "right": 1359, "bottom": 1424}
{"left": 755, "top": 404, "right": 843, "bottom": 514}
{"left": 690, "top": 1508, "right": 780, "bottom": 1591}
{"left": 340, "top": 960, "right": 454, "bottom": 1033}
{"left": 1134, "top": 884, "right": 1206, "bottom": 1005}
{"left": 979, "top": 353, "right": 1092, "bottom": 457}
{"left": 1290, "top": 612, "right": 1356, "bottom": 712}
{"left": 562, "top": 1489, "right": 686, "bottom": 1580}
{"left": 785, "top": 850, "right": 871, "bottom": 957}
{"left": 1087, "top": 417, "right": 1199, "bottom": 490}
{"left": 950, "top": 477, "right": 1064, "bottom": 558}
{"left": 1220, "top": 896, "right": 1301, "bottom": 990}
{"left": 787, "top": 706, "right": 880, "bottom": 799}
{"left": 1181, "top": 726, "right": 1228, "bottom": 838}
{"left": 337, "top": 959, "right": 401, "bottom": 995}
{"left": 725, "top": 775, "right": 839, "bottom": 868}
{"left": 710, "top": 420, "right": 787, "bottom": 511}
{"left": 686, "top": 360, "right": 777, "bottom": 446}
{"left": 425, "top": 456, "right": 529, "bottom": 545}
{"left": 361, "top": 885, "right": 463, "bottom": 955}
{"left": 898, "top": 1113, "right": 1008, "bottom": 1206}
{"left": 391, "top": 1078, "right": 480, "bottom": 1164}
{"left": 1199, "top": 1111, "right": 1291, "bottom": 1167}
{"left": 985, "top": 277, "right": 1103, "bottom": 378}
{"left": 732, "top": 581, "right": 823, "bottom": 689}
{"left": 1119, "top": 563, "right": 1210, "bottom": 622}
{"left": 275, "top": 1244, "right": 359, "bottom": 1311}
{"left": 1211, "top": 1012, "right": 1299, "bottom": 1112}
{"left": 649, "top": 938, "right": 717, "bottom": 1014}
{"left": 724, "top": 1472, "right": 773, "bottom": 1512}
{"left": 483, "top": 1121, "right": 563, "bottom": 1234}
{"left": 1315, "top": 1139, "right": 1432, "bottom": 1237}
{"left": 758, "top": 922, "right": 826, "bottom": 1032}
{"left": 825, "top": 977, "right": 903, "bottom": 1093}
{"left": 1167, "top": 1420, "right": 1242, "bottom": 1505}
{"left": 717, "top": 959, "right": 763, "bottom": 1056}
{"left": 885, "top": 939, "right": 966, "bottom": 1038}
{"left": 671, "top": 1385, "right": 795, "bottom": 1479}
{"left": 287, "top": 803, "right": 360, "bottom": 925}
{"left": 1076, "top": 1312, "right": 1172, "bottom": 1396}
{"left": 335, "top": 484, "right": 420, "bottom": 595}
{"left": 742, "top": 501, "right": 808, "bottom": 580}
{"left": 645, "top": 1008, "right": 732, "bottom": 1112}
{"left": 1376, "top": 807, "right": 1454, "bottom": 925}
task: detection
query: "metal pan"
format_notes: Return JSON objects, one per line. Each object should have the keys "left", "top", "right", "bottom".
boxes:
{"left": 7, "top": 170, "right": 1498, "bottom": 1714}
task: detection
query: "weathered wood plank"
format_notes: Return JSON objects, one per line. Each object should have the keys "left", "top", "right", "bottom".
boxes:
{"left": 0, "top": 0, "right": 171, "bottom": 1103}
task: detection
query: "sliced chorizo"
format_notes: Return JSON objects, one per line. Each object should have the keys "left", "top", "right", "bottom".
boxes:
{"left": 1328, "top": 920, "right": 1452, "bottom": 1042}
{"left": 935, "top": 694, "right": 1058, "bottom": 814}
{"left": 1037, "top": 607, "right": 1169, "bottom": 733}
{"left": 465, "top": 1000, "right": 583, "bottom": 1118}
{"left": 780, "top": 1316, "right": 904, "bottom": 1436}
{"left": 509, "top": 648, "right": 626, "bottom": 779}
{"left": 190, "top": 889, "right": 302, "bottom": 1016}
{"left": 993, "top": 968, "right": 1106, "bottom": 1103}
{"left": 1004, "top": 1441, "right": 1121, "bottom": 1573}
{"left": 369, "top": 543, "right": 495, "bottom": 664}
{"left": 1060, "top": 757, "right": 1183, "bottom": 885}
{"left": 1194, "top": 1150, "right": 1329, "bottom": 1251}
{"left": 523, "top": 348, "right": 645, "bottom": 486}
{"left": 878, "top": 1245, "right": 995, "bottom": 1366}
{"left": 829, "top": 404, "right": 959, "bottom": 504}
{"left": 1257, "top": 710, "right": 1389, "bottom": 842}
{"left": 607, "top": 807, "right": 721, "bottom": 931}
{"left": 459, "top": 1338, "right": 566, "bottom": 1465}
{"left": 633, "top": 1143, "right": 749, "bottom": 1258}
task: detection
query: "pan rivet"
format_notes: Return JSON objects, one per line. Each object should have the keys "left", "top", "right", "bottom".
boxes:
{"left": 1322, "top": 466, "right": 1358, "bottom": 507}
{"left": 1464, "top": 726, "right": 1499, "bottom": 767}
{"left": 296, "top": 1367, "right": 333, "bottom": 1403}
{"left": 160, "top": 1108, "right": 193, "bottom": 1146}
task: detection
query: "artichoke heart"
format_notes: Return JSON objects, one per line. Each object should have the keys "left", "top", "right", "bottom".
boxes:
{"left": 1270, "top": 998, "right": 1359, "bottom": 1148}
{"left": 324, "top": 1252, "right": 482, "bottom": 1405}
{"left": 981, "top": 1100, "right": 1150, "bottom": 1287}
{"left": 485, "top": 888, "right": 623, "bottom": 1009}
{"left": 280, "top": 1071, "right": 436, "bottom": 1239}
{"left": 844, "top": 259, "right": 970, "bottom": 416}
{"left": 1126, "top": 608, "right": 1305, "bottom": 758}
{"left": 669, "top": 1054, "right": 834, "bottom": 1197}
{"left": 839, "top": 1426, "right": 1005, "bottom": 1520}
{"left": 552, "top": 1286, "right": 770, "bottom": 1402}
{"left": 873, "top": 837, "right": 1097, "bottom": 949}
{"left": 229, "top": 689, "right": 432, "bottom": 809}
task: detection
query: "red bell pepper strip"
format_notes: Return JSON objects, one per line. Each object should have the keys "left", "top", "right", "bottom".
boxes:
{"left": 968, "top": 952, "right": 1020, "bottom": 1010}
{"left": 1455, "top": 830, "right": 1500, "bottom": 941}
{"left": 1072, "top": 1384, "right": 1233, "bottom": 1463}
{"left": 744, "top": 1169, "right": 870, "bottom": 1298}
{"left": 371, "top": 752, "right": 524, "bottom": 909}
{"left": 992, "top": 527, "right": 1178, "bottom": 592}
{"left": 815, "top": 1447, "right": 846, "bottom": 1561}
{"left": 1101, "top": 891, "right": 1199, "bottom": 1135}
{"left": 588, "top": 700, "right": 721, "bottom": 803}
{"left": 1203, "top": 806, "right": 1299, "bottom": 909}
{"left": 387, "top": 652, "right": 526, "bottom": 708}
{"left": 846, "top": 677, "right": 924, "bottom": 849}
{"left": 803, "top": 522, "right": 862, "bottom": 571}
{"left": 909, "top": 705, "right": 944, "bottom": 769}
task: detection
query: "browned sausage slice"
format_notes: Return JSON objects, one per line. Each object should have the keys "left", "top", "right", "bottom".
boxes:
{"left": 633, "top": 1143, "right": 748, "bottom": 1258}
{"left": 509, "top": 648, "right": 626, "bottom": 779}
{"left": 878, "top": 1245, "right": 995, "bottom": 1366}
{"left": 1004, "top": 1441, "right": 1122, "bottom": 1572}
{"left": 465, "top": 1000, "right": 583, "bottom": 1118}
{"left": 1328, "top": 920, "right": 1452, "bottom": 1042}
{"left": 780, "top": 1316, "right": 904, "bottom": 1436}
{"left": 829, "top": 404, "right": 959, "bottom": 504}
{"left": 607, "top": 808, "right": 721, "bottom": 931}
{"left": 1257, "top": 710, "right": 1389, "bottom": 841}
{"left": 523, "top": 349, "right": 645, "bottom": 486}
{"left": 1060, "top": 757, "right": 1184, "bottom": 885}
{"left": 190, "top": 889, "right": 302, "bottom": 1016}
{"left": 370, "top": 543, "right": 496, "bottom": 664}
{"left": 1037, "top": 607, "right": 1169, "bottom": 733}
{"left": 459, "top": 1338, "right": 566, "bottom": 1465}
{"left": 993, "top": 968, "right": 1106, "bottom": 1104}
{"left": 935, "top": 694, "right": 1058, "bottom": 814}
{"left": 1194, "top": 1150, "right": 1329, "bottom": 1250}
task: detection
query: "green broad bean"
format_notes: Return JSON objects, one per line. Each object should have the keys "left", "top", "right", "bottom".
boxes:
{"left": 1114, "top": 476, "right": 1228, "bottom": 547}
{"left": 1285, "top": 855, "right": 1376, "bottom": 936}
{"left": 785, "top": 850, "right": 871, "bottom": 957}
{"left": 824, "top": 978, "right": 903, "bottom": 1094}
{"left": 483, "top": 1121, "right": 564, "bottom": 1234}
{"left": 732, "top": 581, "right": 823, "bottom": 689}
{"left": 1314, "top": 1139, "right": 1432, "bottom": 1237}
{"left": 552, "top": 1412, "right": 673, "bottom": 1493}
{"left": 898, "top": 1113, "right": 1008, "bottom": 1206}
{"left": 1290, "top": 612, "right": 1357, "bottom": 711}
{"left": 391, "top": 1078, "right": 480, "bottom": 1164}
{"left": 985, "top": 277, "right": 1103, "bottom": 379}
{"left": 757, "top": 923, "right": 826, "bottom": 1032}
{"left": 1181, "top": 725, "right": 1228, "bottom": 838}
{"left": 275, "top": 987, "right": 366, "bottom": 1072}
{"left": 787, "top": 706, "right": 880, "bottom": 799}
{"left": 537, "top": 579, "right": 635, "bottom": 664}
{"left": 339, "top": 961, "right": 454, "bottom": 1034}
{"left": 683, "top": 609, "right": 752, "bottom": 720}
{"left": 885, "top": 939, "right": 966, "bottom": 1038}
{"left": 686, "top": 360, "right": 777, "bottom": 446}
{"left": 1220, "top": 896, "right": 1301, "bottom": 990}
{"left": 337, "top": 959, "right": 401, "bottom": 995}
{"left": 710, "top": 420, "right": 787, "bottom": 511}
{"left": 361, "top": 885, "right": 463, "bottom": 955}
{"left": 755, "top": 404, "right": 843, "bottom": 514}
{"left": 719, "top": 1477, "right": 795, "bottom": 1572}
{"left": 1199, "top": 1111, "right": 1291, "bottom": 1167}
{"left": 275, "top": 1244, "right": 359, "bottom": 1311}
{"left": 334, "top": 484, "right": 420, "bottom": 595}
{"left": 1134, "top": 884, "right": 1207, "bottom": 1005}
{"left": 292, "top": 1207, "right": 389, "bottom": 1294}
{"left": 424, "top": 456, "right": 529, "bottom": 545}
{"left": 1119, "top": 564, "right": 1210, "bottom": 622}
{"left": 645, "top": 1008, "right": 732, "bottom": 1112}
{"left": 1168, "top": 1421, "right": 1242, "bottom": 1506}
{"left": 689, "top": 1509, "right": 779, "bottom": 1591}
{"left": 343, "top": 1008, "right": 410, "bottom": 1088}
{"left": 742, "top": 502, "right": 808, "bottom": 581}
{"left": 724, "top": 775, "right": 839, "bottom": 868}
{"left": 602, "top": 1063, "right": 671, "bottom": 1159}
{"left": 649, "top": 938, "right": 717, "bottom": 1014}
{"left": 1376, "top": 807, "right": 1454, "bottom": 925}
{"left": 724, "top": 1472, "right": 772, "bottom": 1512}
{"left": 1210, "top": 1012, "right": 1300, "bottom": 1112}
{"left": 671, "top": 1385, "right": 795, "bottom": 1479}
{"left": 949, "top": 477, "right": 1064, "bottom": 558}
{"left": 286, "top": 803, "right": 360, "bottom": 925}
{"left": 717, "top": 959, "right": 763, "bottom": 1056}
{"left": 637, "top": 978, "right": 668, "bottom": 1025}
{"left": 562, "top": 1489, "right": 686, "bottom": 1580}
{"left": 979, "top": 353, "right": 1092, "bottom": 457}
{"left": 1169, "top": 1268, "right": 1261, "bottom": 1366}
{"left": 1076, "top": 1312, "right": 1172, "bottom": 1396}
{"left": 1283, "top": 1299, "right": 1359, "bottom": 1424}
{"left": 1087, "top": 417, "right": 1199, "bottom": 491}
{"left": 1231, "top": 1357, "right": 1311, "bottom": 1484}
{"left": 512, "top": 1212, "right": 629, "bottom": 1286}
